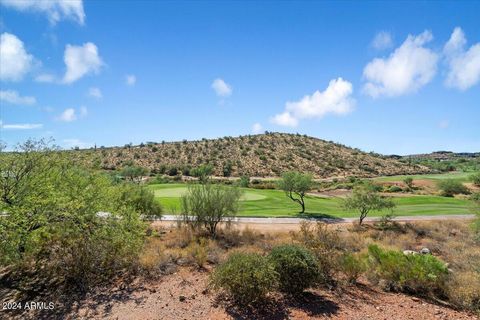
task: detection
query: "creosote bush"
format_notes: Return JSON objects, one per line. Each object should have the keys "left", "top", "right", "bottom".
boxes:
{"left": 367, "top": 244, "right": 448, "bottom": 296}
{"left": 268, "top": 244, "right": 319, "bottom": 294}
{"left": 437, "top": 179, "right": 470, "bottom": 197}
{"left": 210, "top": 252, "right": 278, "bottom": 304}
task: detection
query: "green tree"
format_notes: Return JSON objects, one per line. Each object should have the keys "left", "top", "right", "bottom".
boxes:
{"left": 181, "top": 183, "right": 242, "bottom": 237}
{"left": 343, "top": 184, "right": 396, "bottom": 225}
{"left": 277, "top": 171, "right": 313, "bottom": 213}
{"left": 120, "top": 165, "right": 149, "bottom": 182}
{"left": 470, "top": 172, "right": 480, "bottom": 187}
{"left": 403, "top": 177, "right": 414, "bottom": 190}
{"left": 191, "top": 164, "right": 214, "bottom": 184}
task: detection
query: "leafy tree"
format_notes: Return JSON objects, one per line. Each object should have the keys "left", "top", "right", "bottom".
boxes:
{"left": 277, "top": 171, "right": 313, "bottom": 213}
{"left": 403, "top": 177, "right": 414, "bottom": 190}
{"left": 470, "top": 172, "right": 480, "bottom": 187}
{"left": 181, "top": 183, "right": 241, "bottom": 237}
{"left": 120, "top": 165, "right": 149, "bottom": 182}
{"left": 343, "top": 184, "right": 396, "bottom": 225}
{"left": 191, "top": 164, "right": 213, "bottom": 183}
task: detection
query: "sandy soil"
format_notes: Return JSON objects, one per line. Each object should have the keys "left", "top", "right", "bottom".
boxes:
{"left": 40, "top": 268, "right": 476, "bottom": 320}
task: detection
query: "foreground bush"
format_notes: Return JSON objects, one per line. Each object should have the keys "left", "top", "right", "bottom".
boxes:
{"left": 339, "top": 253, "right": 366, "bottom": 284}
{"left": 268, "top": 244, "right": 319, "bottom": 294}
{"left": 367, "top": 244, "right": 448, "bottom": 295}
{"left": 292, "top": 222, "right": 344, "bottom": 284}
{"left": 437, "top": 179, "right": 470, "bottom": 197}
{"left": 0, "top": 140, "right": 151, "bottom": 292}
{"left": 210, "top": 252, "right": 278, "bottom": 304}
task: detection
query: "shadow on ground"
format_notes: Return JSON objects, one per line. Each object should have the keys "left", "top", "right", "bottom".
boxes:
{"left": 219, "top": 291, "right": 339, "bottom": 320}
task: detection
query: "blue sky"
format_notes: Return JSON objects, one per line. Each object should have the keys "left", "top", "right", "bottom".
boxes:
{"left": 0, "top": 1, "right": 479, "bottom": 155}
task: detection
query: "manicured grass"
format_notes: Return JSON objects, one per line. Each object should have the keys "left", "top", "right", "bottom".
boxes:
{"left": 149, "top": 183, "right": 471, "bottom": 218}
{"left": 373, "top": 171, "right": 477, "bottom": 183}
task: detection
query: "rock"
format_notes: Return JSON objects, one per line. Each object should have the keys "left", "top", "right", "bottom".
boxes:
{"left": 403, "top": 250, "right": 418, "bottom": 255}
{"left": 420, "top": 248, "right": 431, "bottom": 255}
{"left": 179, "top": 295, "right": 186, "bottom": 302}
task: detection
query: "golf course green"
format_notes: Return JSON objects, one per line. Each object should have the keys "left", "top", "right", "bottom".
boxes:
{"left": 148, "top": 183, "right": 471, "bottom": 218}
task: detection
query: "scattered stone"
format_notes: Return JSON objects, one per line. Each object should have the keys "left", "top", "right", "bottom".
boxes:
{"left": 420, "top": 247, "right": 431, "bottom": 255}
{"left": 179, "top": 295, "right": 186, "bottom": 302}
{"left": 403, "top": 250, "right": 418, "bottom": 255}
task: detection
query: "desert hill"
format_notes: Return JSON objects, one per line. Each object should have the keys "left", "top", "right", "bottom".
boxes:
{"left": 76, "top": 132, "right": 431, "bottom": 179}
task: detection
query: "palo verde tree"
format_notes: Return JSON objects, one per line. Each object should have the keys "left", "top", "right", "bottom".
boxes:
{"left": 191, "top": 164, "right": 214, "bottom": 184}
{"left": 181, "top": 183, "right": 242, "bottom": 237}
{"left": 278, "top": 171, "right": 313, "bottom": 214}
{"left": 120, "top": 165, "right": 149, "bottom": 183}
{"left": 342, "top": 183, "right": 396, "bottom": 225}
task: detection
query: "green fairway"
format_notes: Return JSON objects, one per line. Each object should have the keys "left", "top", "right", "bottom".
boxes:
{"left": 373, "top": 171, "right": 476, "bottom": 183}
{"left": 149, "top": 183, "right": 471, "bottom": 218}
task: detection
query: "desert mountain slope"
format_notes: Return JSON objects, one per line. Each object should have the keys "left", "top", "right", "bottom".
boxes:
{"left": 77, "top": 133, "right": 431, "bottom": 178}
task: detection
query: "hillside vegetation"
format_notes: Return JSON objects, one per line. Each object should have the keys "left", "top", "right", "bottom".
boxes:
{"left": 76, "top": 133, "right": 431, "bottom": 179}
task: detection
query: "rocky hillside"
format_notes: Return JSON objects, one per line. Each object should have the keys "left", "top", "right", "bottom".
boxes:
{"left": 75, "top": 133, "right": 431, "bottom": 179}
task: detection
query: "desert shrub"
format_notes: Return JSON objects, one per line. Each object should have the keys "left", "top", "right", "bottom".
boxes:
{"left": 268, "top": 244, "right": 319, "bottom": 294}
{"left": 187, "top": 238, "right": 209, "bottom": 268}
{"left": 210, "top": 252, "right": 278, "bottom": 304}
{"left": 446, "top": 271, "right": 480, "bottom": 313}
{"left": 119, "top": 184, "right": 162, "bottom": 217}
{"left": 120, "top": 165, "right": 149, "bottom": 182}
{"left": 403, "top": 177, "right": 414, "bottom": 190}
{"left": 292, "top": 222, "right": 343, "bottom": 284}
{"left": 388, "top": 185, "right": 403, "bottom": 193}
{"left": 0, "top": 141, "right": 147, "bottom": 292}
{"left": 339, "top": 253, "right": 366, "bottom": 284}
{"left": 438, "top": 179, "right": 470, "bottom": 197}
{"left": 471, "top": 172, "right": 480, "bottom": 187}
{"left": 367, "top": 244, "right": 448, "bottom": 296}
{"left": 238, "top": 175, "right": 250, "bottom": 188}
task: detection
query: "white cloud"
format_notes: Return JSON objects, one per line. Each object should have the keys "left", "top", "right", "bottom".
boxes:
{"left": 372, "top": 31, "right": 393, "bottom": 50}
{"left": 56, "top": 106, "right": 87, "bottom": 122}
{"left": 0, "top": 32, "right": 34, "bottom": 81}
{"left": 271, "top": 78, "right": 355, "bottom": 127}
{"left": 363, "top": 31, "right": 438, "bottom": 98}
{"left": 35, "top": 73, "right": 55, "bottom": 83}
{"left": 443, "top": 27, "right": 480, "bottom": 90}
{"left": 125, "top": 74, "right": 136, "bottom": 86}
{"left": 88, "top": 87, "right": 102, "bottom": 99}
{"left": 252, "top": 123, "right": 263, "bottom": 134}
{"left": 57, "top": 108, "right": 77, "bottom": 122}
{"left": 0, "top": 90, "right": 36, "bottom": 105}
{"left": 0, "top": 121, "right": 43, "bottom": 130}
{"left": 63, "top": 138, "right": 91, "bottom": 149}
{"left": 211, "top": 78, "right": 232, "bottom": 97}
{"left": 1, "top": 0, "right": 85, "bottom": 25}
{"left": 63, "top": 42, "right": 103, "bottom": 84}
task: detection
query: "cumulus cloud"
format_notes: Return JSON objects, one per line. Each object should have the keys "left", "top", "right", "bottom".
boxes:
{"left": 88, "top": 87, "right": 102, "bottom": 99}
{"left": 443, "top": 27, "right": 480, "bottom": 90}
{"left": 63, "top": 42, "right": 103, "bottom": 84}
{"left": 211, "top": 78, "right": 232, "bottom": 97}
{"left": 57, "top": 106, "right": 87, "bottom": 122}
{"left": 0, "top": 90, "right": 36, "bottom": 105}
{"left": 0, "top": 32, "right": 34, "bottom": 81}
{"left": 0, "top": 121, "right": 43, "bottom": 130}
{"left": 252, "top": 123, "right": 263, "bottom": 134}
{"left": 363, "top": 31, "right": 438, "bottom": 98}
{"left": 1, "top": 0, "right": 85, "bottom": 25}
{"left": 372, "top": 31, "right": 393, "bottom": 50}
{"left": 271, "top": 78, "right": 355, "bottom": 127}
{"left": 125, "top": 74, "right": 136, "bottom": 86}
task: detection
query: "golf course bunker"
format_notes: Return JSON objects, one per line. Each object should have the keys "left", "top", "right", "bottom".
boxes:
{"left": 154, "top": 186, "right": 267, "bottom": 201}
